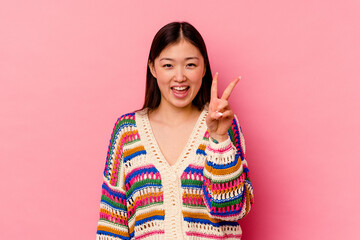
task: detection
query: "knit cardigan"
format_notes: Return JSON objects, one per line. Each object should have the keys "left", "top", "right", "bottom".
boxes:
{"left": 96, "top": 107, "right": 254, "bottom": 239}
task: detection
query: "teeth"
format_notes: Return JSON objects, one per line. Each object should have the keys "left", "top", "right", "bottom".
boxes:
{"left": 173, "top": 86, "right": 188, "bottom": 91}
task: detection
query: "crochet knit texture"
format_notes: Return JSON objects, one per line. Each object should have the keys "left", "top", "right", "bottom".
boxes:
{"left": 96, "top": 106, "right": 254, "bottom": 239}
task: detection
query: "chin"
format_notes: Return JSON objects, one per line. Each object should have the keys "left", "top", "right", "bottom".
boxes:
{"left": 172, "top": 102, "right": 193, "bottom": 109}
{"left": 161, "top": 92, "right": 197, "bottom": 109}
{"left": 168, "top": 97, "right": 194, "bottom": 109}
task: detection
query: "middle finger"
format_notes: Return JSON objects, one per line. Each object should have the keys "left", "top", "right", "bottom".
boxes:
{"left": 221, "top": 76, "right": 241, "bottom": 100}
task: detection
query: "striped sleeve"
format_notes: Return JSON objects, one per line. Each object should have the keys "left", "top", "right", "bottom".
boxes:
{"left": 202, "top": 114, "right": 254, "bottom": 221}
{"left": 96, "top": 115, "right": 130, "bottom": 240}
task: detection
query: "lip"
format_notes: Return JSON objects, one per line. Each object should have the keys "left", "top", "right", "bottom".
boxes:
{"left": 171, "top": 85, "right": 190, "bottom": 98}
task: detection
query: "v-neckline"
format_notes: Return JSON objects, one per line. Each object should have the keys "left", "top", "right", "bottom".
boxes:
{"left": 135, "top": 106, "right": 208, "bottom": 173}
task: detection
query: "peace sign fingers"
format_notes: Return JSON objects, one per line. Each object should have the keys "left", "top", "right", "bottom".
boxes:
{"left": 221, "top": 76, "right": 241, "bottom": 100}
{"left": 210, "top": 72, "right": 219, "bottom": 101}
{"left": 210, "top": 72, "right": 241, "bottom": 102}
{"left": 206, "top": 72, "right": 241, "bottom": 142}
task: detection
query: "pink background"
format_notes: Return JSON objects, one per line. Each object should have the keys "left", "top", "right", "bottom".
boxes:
{"left": 1, "top": 0, "right": 360, "bottom": 239}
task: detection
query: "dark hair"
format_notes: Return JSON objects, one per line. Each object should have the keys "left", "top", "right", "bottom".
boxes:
{"left": 142, "top": 21, "right": 212, "bottom": 110}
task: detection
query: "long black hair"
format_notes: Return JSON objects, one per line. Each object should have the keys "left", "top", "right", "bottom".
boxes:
{"left": 142, "top": 22, "right": 212, "bottom": 110}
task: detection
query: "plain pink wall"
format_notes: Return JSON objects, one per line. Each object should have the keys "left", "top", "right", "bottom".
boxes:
{"left": 1, "top": 0, "right": 359, "bottom": 239}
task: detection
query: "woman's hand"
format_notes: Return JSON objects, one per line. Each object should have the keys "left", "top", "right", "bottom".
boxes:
{"left": 206, "top": 72, "right": 241, "bottom": 143}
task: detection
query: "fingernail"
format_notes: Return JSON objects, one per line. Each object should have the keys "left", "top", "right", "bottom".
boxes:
{"left": 216, "top": 111, "right": 223, "bottom": 117}
{"left": 238, "top": 76, "right": 242, "bottom": 80}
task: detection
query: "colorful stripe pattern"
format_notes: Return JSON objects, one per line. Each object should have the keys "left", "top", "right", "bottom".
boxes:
{"left": 203, "top": 117, "right": 254, "bottom": 222}
{"left": 97, "top": 111, "right": 254, "bottom": 239}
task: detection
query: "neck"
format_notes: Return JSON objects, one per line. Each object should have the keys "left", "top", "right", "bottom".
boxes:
{"left": 149, "top": 102, "right": 201, "bottom": 126}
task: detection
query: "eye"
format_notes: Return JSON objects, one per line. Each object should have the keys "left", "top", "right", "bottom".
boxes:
{"left": 162, "top": 64, "right": 172, "bottom": 68}
{"left": 187, "top": 63, "right": 197, "bottom": 67}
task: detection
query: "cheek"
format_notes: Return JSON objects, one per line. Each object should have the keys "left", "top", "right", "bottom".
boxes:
{"left": 155, "top": 70, "right": 172, "bottom": 82}
{"left": 189, "top": 69, "right": 204, "bottom": 85}
{"left": 154, "top": 71, "right": 169, "bottom": 85}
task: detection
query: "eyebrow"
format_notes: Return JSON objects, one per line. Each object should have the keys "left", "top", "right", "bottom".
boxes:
{"left": 159, "top": 57, "right": 199, "bottom": 61}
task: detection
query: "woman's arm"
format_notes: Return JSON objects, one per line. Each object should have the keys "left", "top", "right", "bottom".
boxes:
{"left": 203, "top": 73, "right": 254, "bottom": 221}
{"left": 96, "top": 116, "right": 130, "bottom": 240}
{"left": 203, "top": 115, "right": 254, "bottom": 221}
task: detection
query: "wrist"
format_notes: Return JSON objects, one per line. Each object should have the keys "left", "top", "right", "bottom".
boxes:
{"left": 208, "top": 135, "right": 232, "bottom": 151}
{"left": 209, "top": 133, "right": 229, "bottom": 143}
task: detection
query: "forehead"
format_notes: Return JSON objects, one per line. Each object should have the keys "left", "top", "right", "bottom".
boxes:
{"left": 158, "top": 40, "right": 203, "bottom": 60}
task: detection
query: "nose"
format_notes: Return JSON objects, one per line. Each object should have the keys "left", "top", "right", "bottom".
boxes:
{"left": 174, "top": 67, "right": 186, "bottom": 82}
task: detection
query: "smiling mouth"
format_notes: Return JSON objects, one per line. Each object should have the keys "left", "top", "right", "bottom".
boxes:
{"left": 171, "top": 86, "right": 190, "bottom": 98}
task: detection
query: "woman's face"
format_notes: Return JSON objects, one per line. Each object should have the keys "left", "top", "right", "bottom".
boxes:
{"left": 149, "top": 39, "right": 206, "bottom": 110}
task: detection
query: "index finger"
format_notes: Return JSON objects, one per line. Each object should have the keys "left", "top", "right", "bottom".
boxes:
{"left": 210, "top": 72, "right": 219, "bottom": 100}
{"left": 221, "top": 76, "right": 241, "bottom": 100}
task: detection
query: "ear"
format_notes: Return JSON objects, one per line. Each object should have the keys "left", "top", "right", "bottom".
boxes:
{"left": 202, "top": 68, "right": 206, "bottom": 78}
{"left": 148, "top": 60, "right": 157, "bottom": 78}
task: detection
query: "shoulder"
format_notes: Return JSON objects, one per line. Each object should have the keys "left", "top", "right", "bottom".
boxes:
{"left": 103, "top": 111, "right": 139, "bottom": 182}
{"left": 113, "top": 112, "right": 137, "bottom": 130}
{"left": 109, "top": 110, "right": 141, "bottom": 136}
{"left": 107, "top": 111, "right": 139, "bottom": 153}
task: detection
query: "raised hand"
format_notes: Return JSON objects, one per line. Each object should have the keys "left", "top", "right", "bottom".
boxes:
{"left": 206, "top": 72, "right": 241, "bottom": 143}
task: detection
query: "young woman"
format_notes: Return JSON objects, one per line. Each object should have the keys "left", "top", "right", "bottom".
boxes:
{"left": 96, "top": 22, "right": 254, "bottom": 240}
